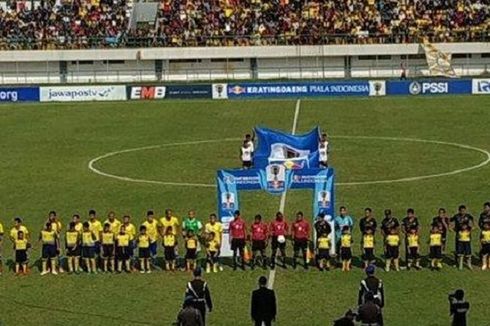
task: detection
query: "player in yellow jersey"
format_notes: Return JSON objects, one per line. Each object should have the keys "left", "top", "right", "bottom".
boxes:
{"left": 185, "top": 230, "right": 198, "bottom": 271}
{"left": 340, "top": 226, "right": 353, "bottom": 271}
{"left": 39, "top": 222, "right": 59, "bottom": 275}
{"left": 361, "top": 227, "right": 375, "bottom": 268}
{"left": 10, "top": 217, "right": 29, "bottom": 242}
{"left": 65, "top": 222, "right": 81, "bottom": 274}
{"left": 81, "top": 222, "right": 97, "bottom": 273}
{"left": 456, "top": 223, "right": 472, "bottom": 270}
{"left": 206, "top": 232, "right": 220, "bottom": 273}
{"left": 0, "top": 220, "right": 4, "bottom": 274}
{"left": 14, "top": 230, "right": 29, "bottom": 275}
{"left": 385, "top": 228, "right": 400, "bottom": 272}
{"left": 159, "top": 209, "right": 180, "bottom": 236}
{"left": 137, "top": 225, "right": 151, "bottom": 273}
{"left": 47, "top": 211, "right": 64, "bottom": 273}
{"left": 101, "top": 223, "right": 115, "bottom": 273}
{"left": 163, "top": 226, "right": 177, "bottom": 271}
{"left": 122, "top": 215, "right": 137, "bottom": 270}
{"left": 72, "top": 214, "right": 83, "bottom": 234}
{"left": 116, "top": 225, "right": 131, "bottom": 273}
{"left": 204, "top": 214, "right": 223, "bottom": 271}
{"left": 407, "top": 227, "right": 421, "bottom": 270}
{"left": 316, "top": 232, "right": 331, "bottom": 271}
{"left": 142, "top": 210, "right": 159, "bottom": 262}
{"left": 104, "top": 211, "right": 121, "bottom": 234}
{"left": 429, "top": 225, "right": 443, "bottom": 270}
{"left": 480, "top": 223, "right": 490, "bottom": 270}
{"left": 88, "top": 210, "right": 103, "bottom": 269}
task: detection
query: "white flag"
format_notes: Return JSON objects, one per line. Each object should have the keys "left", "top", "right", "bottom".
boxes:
{"left": 422, "top": 42, "right": 457, "bottom": 78}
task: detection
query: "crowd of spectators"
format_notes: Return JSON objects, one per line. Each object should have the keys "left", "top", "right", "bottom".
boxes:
{"left": 0, "top": 0, "right": 129, "bottom": 49}
{"left": 0, "top": 0, "right": 489, "bottom": 49}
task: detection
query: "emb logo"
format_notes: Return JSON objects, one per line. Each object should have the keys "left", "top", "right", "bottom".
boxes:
{"left": 130, "top": 86, "right": 166, "bottom": 99}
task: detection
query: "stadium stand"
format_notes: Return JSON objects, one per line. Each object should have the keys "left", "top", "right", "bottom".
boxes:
{"left": 0, "top": 0, "right": 489, "bottom": 49}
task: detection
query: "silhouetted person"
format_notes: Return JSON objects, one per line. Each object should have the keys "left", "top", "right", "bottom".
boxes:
{"left": 333, "top": 310, "right": 355, "bottom": 326}
{"left": 251, "top": 276, "right": 277, "bottom": 326}
{"left": 449, "top": 289, "right": 469, "bottom": 326}
{"left": 176, "top": 296, "right": 203, "bottom": 326}
{"left": 185, "top": 268, "right": 213, "bottom": 325}
{"left": 357, "top": 292, "right": 381, "bottom": 326}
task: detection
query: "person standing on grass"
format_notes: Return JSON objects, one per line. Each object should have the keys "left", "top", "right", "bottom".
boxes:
{"left": 478, "top": 202, "right": 490, "bottom": 231}
{"left": 251, "top": 276, "right": 276, "bottom": 326}
{"left": 448, "top": 289, "right": 469, "bottom": 326}
{"left": 142, "top": 210, "right": 159, "bottom": 264}
{"left": 432, "top": 208, "right": 449, "bottom": 252}
{"left": 47, "top": 211, "right": 64, "bottom": 273}
{"left": 101, "top": 223, "right": 115, "bottom": 273}
{"left": 176, "top": 296, "right": 204, "bottom": 326}
{"left": 204, "top": 214, "right": 223, "bottom": 270}
{"left": 10, "top": 217, "right": 29, "bottom": 243}
{"left": 82, "top": 221, "right": 97, "bottom": 273}
{"left": 87, "top": 210, "right": 103, "bottom": 268}
{"left": 122, "top": 215, "right": 137, "bottom": 269}
{"left": 104, "top": 211, "right": 121, "bottom": 234}
{"left": 270, "top": 212, "right": 288, "bottom": 269}
{"left": 250, "top": 214, "right": 268, "bottom": 270}
{"left": 39, "top": 222, "right": 59, "bottom": 275}
{"left": 65, "top": 222, "right": 81, "bottom": 273}
{"left": 14, "top": 230, "right": 29, "bottom": 275}
{"left": 185, "top": 267, "right": 213, "bottom": 326}
{"left": 401, "top": 208, "right": 420, "bottom": 267}
{"left": 137, "top": 225, "right": 151, "bottom": 273}
{"left": 481, "top": 223, "right": 490, "bottom": 270}
{"left": 240, "top": 140, "right": 253, "bottom": 169}
{"left": 450, "top": 205, "right": 474, "bottom": 268}
{"left": 358, "top": 265, "right": 384, "bottom": 326}
{"left": 334, "top": 207, "right": 354, "bottom": 253}
{"left": 183, "top": 210, "right": 203, "bottom": 239}
{"left": 292, "top": 211, "right": 310, "bottom": 270}
{"left": 229, "top": 210, "right": 247, "bottom": 270}
{"left": 244, "top": 132, "right": 255, "bottom": 153}
{"left": 380, "top": 209, "right": 399, "bottom": 258}
{"left": 115, "top": 224, "right": 131, "bottom": 273}
{"left": 359, "top": 208, "right": 377, "bottom": 235}
{"left": 356, "top": 292, "right": 382, "bottom": 326}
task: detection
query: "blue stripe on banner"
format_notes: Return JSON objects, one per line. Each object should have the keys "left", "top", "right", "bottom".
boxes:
{"left": 227, "top": 81, "right": 370, "bottom": 98}
{"left": 386, "top": 80, "right": 472, "bottom": 96}
{"left": 0, "top": 87, "right": 39, "bottom": 102}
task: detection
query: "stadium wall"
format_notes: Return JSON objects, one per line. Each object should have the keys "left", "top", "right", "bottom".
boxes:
{"left": 0, "top": 43, "right": 489, "bottom": 84}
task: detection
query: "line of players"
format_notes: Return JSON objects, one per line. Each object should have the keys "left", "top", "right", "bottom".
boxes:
{"left": 1, "top": 202, "right": 490, "bottom": 275}
{"left": 227, "top": 204, "right": 490, "bottom": 272}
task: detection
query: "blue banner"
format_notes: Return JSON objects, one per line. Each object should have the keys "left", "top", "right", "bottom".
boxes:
{"left": 166, "top": 85, "right": 211, "bottom": 99}
{"left": 254, "top": 127, "right": 320, "bottom": 169}
{"left": 227, "top": 81, "right": 372, "bottom": 98}
{"left": 217, "top": 168, "right": 334, "bottom": 210}
{"left": 0, "top": 87, "right": 39, "bottom": 102}
{"left": 386, "top": 80, "right": 472, "bottom": 96}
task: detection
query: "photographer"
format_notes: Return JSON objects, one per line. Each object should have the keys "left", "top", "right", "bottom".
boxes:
{"left": 449, "top": 289, "right": 469, "bottom": 326}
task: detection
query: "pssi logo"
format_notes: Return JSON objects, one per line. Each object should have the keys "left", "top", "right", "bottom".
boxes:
{"left": 409, "top": 82, "right": 448, "bottom": 95}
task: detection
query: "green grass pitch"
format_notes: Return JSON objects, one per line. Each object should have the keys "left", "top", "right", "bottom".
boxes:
{"left": 0, "top": 96, "right": 489, "bottom": 325}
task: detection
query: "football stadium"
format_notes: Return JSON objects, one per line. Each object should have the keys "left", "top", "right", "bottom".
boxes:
{"left": 1, "top": 1, "right": 490, "bottom": 326}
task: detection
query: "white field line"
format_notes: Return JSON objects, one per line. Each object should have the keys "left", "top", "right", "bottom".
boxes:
{"left": 268, "top": 99, "right": 301, "bottom": 290}
{"left": 88, "top": 135, "right": 490, "bottom": 188}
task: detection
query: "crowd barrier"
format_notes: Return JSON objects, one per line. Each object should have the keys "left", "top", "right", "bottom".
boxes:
{"left": 0, "top": 79, "right": 489, "bottom": 103}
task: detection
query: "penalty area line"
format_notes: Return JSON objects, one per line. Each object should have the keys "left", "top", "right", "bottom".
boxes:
{"left": 269, "top": 98, "right": 301, "bottom": 290}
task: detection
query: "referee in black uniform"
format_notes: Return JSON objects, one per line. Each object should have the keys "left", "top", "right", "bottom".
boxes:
{"left": 185, "top": 267, "right": 213, "bottom": 325}
{"left": 358, "top": 265, "right": 384, "bottom": 325}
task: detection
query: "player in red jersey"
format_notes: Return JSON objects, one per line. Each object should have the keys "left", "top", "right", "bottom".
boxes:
{"left": 292, "top": 211, "right": 310, "bottom": 269}
{"left": 250, "top": 214, "right": 268, "bottom": 269}
{"left": 269, "top": 212, "right": 289, "bottom": 269}
{"left": 229, "top": 210, "right": 247, "bottom": 270}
